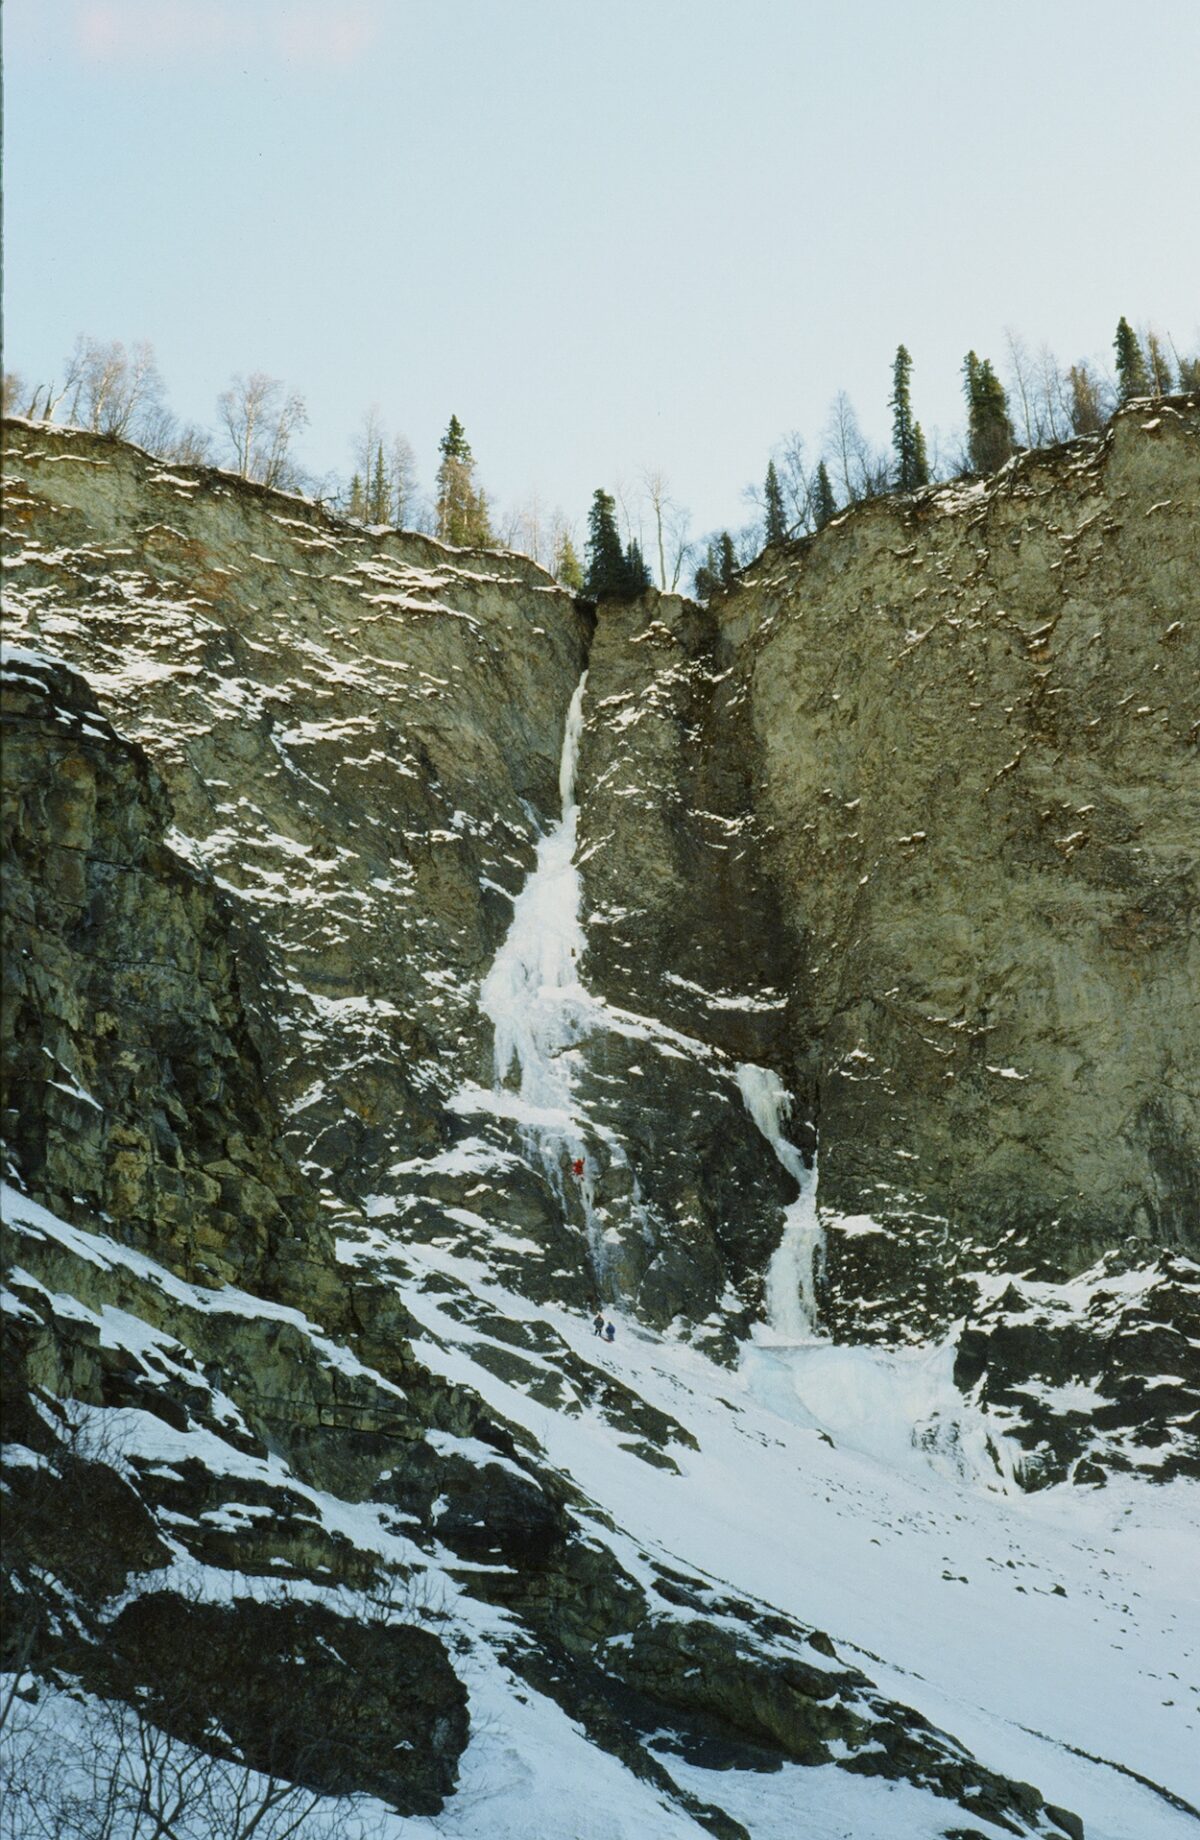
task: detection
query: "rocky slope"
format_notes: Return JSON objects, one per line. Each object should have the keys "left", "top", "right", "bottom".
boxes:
{"left": 2, "top": 410, "right": 1198, "bottom": 1838}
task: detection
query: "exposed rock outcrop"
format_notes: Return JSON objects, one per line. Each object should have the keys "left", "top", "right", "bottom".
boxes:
{"left": 572, "top": 402, "right": 1200, "bottom": 1381}
{"left": 2, "top": 422, "right": 590, "bottom": 1203}
{"left": 1, "top": 646, "right": 319, "bottom": 1295}
{"left": 4, "top": 407, "right": 1197, "bottom": 1835}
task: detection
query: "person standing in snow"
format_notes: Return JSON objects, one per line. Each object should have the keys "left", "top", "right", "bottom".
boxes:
{"left": 604, "top": 1321, "right": 615, "bottom": 1345}
{"left": 592, "top": 1311, "right": 605, "bottom": 1337}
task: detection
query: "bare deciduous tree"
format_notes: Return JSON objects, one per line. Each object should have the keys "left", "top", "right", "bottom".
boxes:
{"left": 1, "top": 1689, "right": 384, "bottom": 1840}
{"left": 167, "top": 422, "right": 216, "bottom": 467}
{"left": 64, "top": 337, "right": 166, "bottom": 440}
{"left": 1033, "top": 343, "right": 1072, "bottom": 444}
{"left": 641, "top": 469, "right": 693, "bottom": 590}
{"left": 347, "top": 408, "right": 425, "bottom": 528}
{"left": 389, "top": 433, "right": 421, "bottom": 528}
{"left": 823, "top": 391, "right": 885, "bottom": 504}
{"left": 1005, "top": 327, "right": 1045, "bottom": 449}
{"left": 218, "top": 372, "right": 308, "bottom": 489}
{"left": 500, "top": 489, "right": 548, "bottom": 564}
{"left": 745, "top": 433, "right": 821, "bottom": 544}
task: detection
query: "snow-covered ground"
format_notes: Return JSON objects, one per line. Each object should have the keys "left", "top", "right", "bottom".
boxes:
{"left": 357, "top": 669, "right": 1200, "bottom": 1837}
{"left": 7, "top": 1167, "right": 1198, "bottom": 1839}
{"left": 373, "top": 1230, "right": 1200, "bottom": 1840}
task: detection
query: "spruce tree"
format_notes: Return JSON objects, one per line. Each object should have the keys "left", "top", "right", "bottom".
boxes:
{"left": 584, "top": 489, "right": 628, "bottom": 599}
{"left": 348, "top": 473, "right": 366, "bottom": 521}
{"left": 1067, "top": 363, "right": 1103, "bottom": 435}
{"left": 693, "top": 542, "right": 719, "bottom": 601}
{"left": 368, "top": 442, "right": 389, "bottom": 523}
{"left": 813, "top": 462, "right": 836, "bottom": 529}
{"left": 692, "top": 533, "right": 739, "bottom": 600}
{"left": 1114, "top": 317, "right": 1150, "bottom": 402}
{"left": 435, "top": 415, "right": 491, "bottom": 545}
{"left": 912, "top": 422, "right": 930, "bottom": 489}
{"left": 763, "top": 460, "right": 788, "bottom": 544}
{"left": 890, "top": 345, "right": 928, "bottom": 490}
{"left": 554, "top": 532, "right": 584, "bottom": 591}
{"left": 1146, "top": 331, "right": 1175, "bottom": 395}
{"left": 624, "top": 538, "right": 651, "bottom": 594}
{"left": 963, "top": 351, "right": 1015, "bottom": 473}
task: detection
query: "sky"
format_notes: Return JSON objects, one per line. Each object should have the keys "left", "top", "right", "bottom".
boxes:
{"left": 4, "top": 0, "right": 1200, "bottom": 547}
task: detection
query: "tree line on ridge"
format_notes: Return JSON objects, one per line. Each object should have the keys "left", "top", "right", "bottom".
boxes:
{"left": 4, "top": 316, "right": 1195, "bottom": 607}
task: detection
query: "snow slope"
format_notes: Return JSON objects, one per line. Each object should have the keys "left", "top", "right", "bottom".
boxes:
{"left": 9, "top": 1161, "right": 1197, "bottom": 1840}
{"left": 361, "top": 1233, "right": 1200, "bottom": 1839}
{"left": 339, "top": 674, "right": 1200, "bottom": 1837}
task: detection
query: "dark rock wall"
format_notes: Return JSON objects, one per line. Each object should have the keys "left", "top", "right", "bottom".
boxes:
{"left": 1, "top": 650, "right": 318, "bottom": 1294}
{"left": 573, "top": 401, "right": 1200, "bottom": 1341}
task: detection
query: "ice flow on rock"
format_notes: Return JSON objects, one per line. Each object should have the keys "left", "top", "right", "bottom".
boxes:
{"left": 479, "top": 672, "right": 595, "bottom": 1162}
{"left": 736, "top": 1062, "right": 822, "bottom": 1340}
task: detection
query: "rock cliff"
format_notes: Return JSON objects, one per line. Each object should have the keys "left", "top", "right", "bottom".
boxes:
{"left": 575, "top": 402, "right": 1199, "bottom": 1329}
{"left": 3, "top": 408, "right": 1198, "bottom": 1838}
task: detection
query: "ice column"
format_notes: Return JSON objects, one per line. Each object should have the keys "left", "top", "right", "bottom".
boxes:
{"left": 735, "top": 1063, "right": 823, "bottom": 1341}
{"left": 478, "top": 674, "right": 594, "bottom": 1175}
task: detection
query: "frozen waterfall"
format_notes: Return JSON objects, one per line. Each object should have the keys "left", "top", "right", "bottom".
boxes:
{"left": 735, "top": 1063, "right": 823, "bottom": 1341}
{"left": 477, "top": 673, "right": 596, "bottom": 1182}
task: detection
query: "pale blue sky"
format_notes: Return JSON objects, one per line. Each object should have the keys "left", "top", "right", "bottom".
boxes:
{"left": 5, "top": 0, "right": 1199, "bottom": 542}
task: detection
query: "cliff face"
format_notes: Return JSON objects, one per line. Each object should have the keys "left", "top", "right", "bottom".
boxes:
{"left": 573, "top": 404, "right": 1199, "bottom": 1346}
{"left": 1, "top": 646, "right": 319, "bottom": 1296}
{"left": 2, "top": 410, "right": 1198, "bottom": 1837}
{"left": 740, "top": 404, "right": 1199, "bottom": 1326}
{"left": 2, "top": 425, "right": 590, "bottom": 1188}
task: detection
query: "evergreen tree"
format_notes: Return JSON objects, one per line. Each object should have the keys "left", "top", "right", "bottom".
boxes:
{"left": 624, "top": 538, "right": 652, "bottom": 594}
{"left": 584, "top": 489, "right": 628, "bottom": 599}
{"left": 554, "top": 531, "right": 584, "bottom": 591}
{"left": 1177, "top": 353, "right": 1200, "bottom": 392}
{"left": 435, "top": 414, "right": 491, "bottom": 545}
{"left": 368, "top": 442, "right": 389, "bottom": 523}
{"left": 1114, "top": 317, "right": 1149, "bottom": 402}
{"left": 763, "top": 460, "right": 788, "bottom": 544}
{"left": 963, "top": 351, "right": 1015, "bottom": 473}
{"left": 348, "top": 473, "right": 366, "bottom": 521}
{"left": 890, "top": 345, "right": 929, "bottom": 490}
{"left": 912, "top": 422, "right": 930, "bottom": 489}
{"left": 1146, "top": 331, "right": 1175, "bottom": 395}
{"left": 693, "top": 538, "right": 720, "bottom": 601}
{"left": 1067, "top": 362, "right": 1104, "bottom": 435}
{"left": 813, "top": 461, "right": 837, "bottom": 529}
{"left": 693, "top": 533, "right": 739, "bottom": 600}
